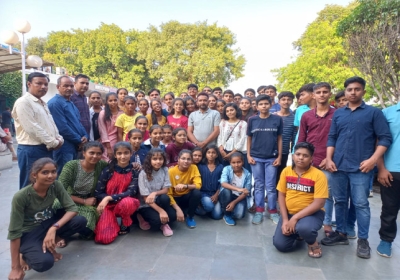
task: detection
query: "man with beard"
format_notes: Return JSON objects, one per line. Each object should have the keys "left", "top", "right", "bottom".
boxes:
{"left": 187, "top": 92, "right": 220, "bottom": 148}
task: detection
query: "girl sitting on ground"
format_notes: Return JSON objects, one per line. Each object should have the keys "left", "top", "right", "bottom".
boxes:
{"left": 272, "top": 142, "right": 328, "bottom": 258}
{"left": 7, "top": 158, "right": 86, "bottom": 277}
{"left": 168, "top": 150, "right": 202, "bottom": 229}
{"left": 136, "top": 148, "right": 177, "bottom": 236}
{"left": 94, "top": 142, "right": 140, "bottom": 244}
{"left": 196, "top": 145, "right": 224, "bottom": 220}
{"left": 56, "top": 142, "right": 108, "bottom": 240}
{"left": 219, "top": 152, "right": 252, "bottom": 226}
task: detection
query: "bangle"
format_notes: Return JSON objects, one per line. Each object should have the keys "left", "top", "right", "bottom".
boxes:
{"left": 186, "top": 184, "right": 189, "bottom": 189}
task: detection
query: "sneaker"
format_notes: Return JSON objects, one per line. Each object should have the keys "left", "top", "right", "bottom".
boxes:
{"left": 186, "top": 217, "right": 196, "bottom": 229}
{"left": 270, "top": 213, "right": 280, "bottom": 225}
{"left": 138, "top": 215, "right": 151, "bottom": 231}
{"left": 331, "top": 220, "right": 337, "bottom": 227}
{"left": 377, "top": 240, "right": 392, "bottom": 258}
{"left": 347, "top": 227, "right": 357, "bottom": 239}
{"left": 321, "top": 231, "right": 349, "bottom": 246}
{"left": 369, "top": 191, "right": 374, "bottom": 198}
{"left": 252, "top": 212, "right": 263, "bottom": 225}
{"left": 160, "top": 224, "right": 173, "bottom": 237}
{"left": 357, "top": 238, "right": 371, "bottom": 259}
{"left": 223, "top": 215, "right": 236, "bottom": 226}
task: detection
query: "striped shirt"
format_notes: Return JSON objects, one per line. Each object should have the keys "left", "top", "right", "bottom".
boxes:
{"left": 274, "top": 112, "right": 296, "bottom": 155}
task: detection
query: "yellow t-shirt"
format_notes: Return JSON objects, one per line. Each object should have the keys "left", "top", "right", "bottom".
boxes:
{"left": 146, "top": 114, "right": 167, "bottom": 130}
{"left": 277, "top": 166, "right": 328, "bottom": 215}
{"left": 168, "top": 164, "right": 202, "bottom": 205}
{"left": 115, "top": 113, "right": 142, "bottom": 140}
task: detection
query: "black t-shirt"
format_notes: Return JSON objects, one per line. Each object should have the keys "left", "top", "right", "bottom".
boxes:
{"left": 2, "top": 110, "right": 11, "bottom": 125}
{"left": 92, "top": 112, "right": 100, "bottom": 140}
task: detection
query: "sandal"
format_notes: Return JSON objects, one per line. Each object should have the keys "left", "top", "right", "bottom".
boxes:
{"left": 118, "top": 224, "right": 130, "bottom": 235}
{"left": 56, "top": 239, "right": 68, "bottom": 248}
{"left": 248, "top": 205, "right": 256, "bottom": 213}
{"left": 308, "top": 242, "right": 322, "bottom": 258}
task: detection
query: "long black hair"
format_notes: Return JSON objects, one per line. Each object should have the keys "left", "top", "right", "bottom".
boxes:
{"left": 150, "top": 99, "right": 163, "bottom": 126}
{"left": 109, "top": 142, "right": 132, "bottom": 172}
{"left": 143, "top": 148, "right": 167, "bottom": 181}
{"left": 103, "top": 92, "right": 118, "bottom": 122}
{"left": 169, "top": 98, "right": 187, "bottom": 116}
{"left": 201, "top": 144, "right": 223, "bottom": 165}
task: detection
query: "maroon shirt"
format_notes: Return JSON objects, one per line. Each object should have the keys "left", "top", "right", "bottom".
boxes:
{"left": 298, "top": 107, "right": 336, "bottom": 167}
{"left": 166, "top": 142, "right": 196, "bottom": 167}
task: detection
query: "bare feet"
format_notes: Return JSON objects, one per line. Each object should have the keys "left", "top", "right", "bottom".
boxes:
{"left": 19, "top": 254, "right": 30, "bottom": 271}
{"left": 52, "top": 251, "right": 63, "bottom": 262}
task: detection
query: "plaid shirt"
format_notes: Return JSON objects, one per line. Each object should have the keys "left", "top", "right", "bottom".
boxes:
{"left": 70, "top": 91, "right": 91, "bottom": 136}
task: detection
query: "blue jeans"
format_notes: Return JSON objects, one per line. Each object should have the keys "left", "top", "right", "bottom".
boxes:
{"left": 218, "top": 188, "right": 246, "bottom": 219}
{"left": 273, "top": 210, "right": 324, "bottom": 252}
{"left": 251, "top": 157, "right": 277, "bottom": 213}
{"left": 322, "top": 170, "right": 334, "bottom": 226}
{"left": 196, "top": 193, "right": 223, "bottom": 220}
{"left": 53, "top": 142, "right": 77, "bottom": 175}
{"left": 17, "top": 144, "right": 53, "bottom": 189}
{"left": 331, "top": 170, "right": 373, "bottom": 239}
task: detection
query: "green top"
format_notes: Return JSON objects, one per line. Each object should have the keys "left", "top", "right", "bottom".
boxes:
{"left": 58, "top": 160, "right": 108, "bottom": 198}
{"left": 8, "top": 181, "right": 78, "bottom": 240}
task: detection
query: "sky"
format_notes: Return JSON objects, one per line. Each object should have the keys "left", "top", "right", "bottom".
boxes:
{"left": 0, "top": 0, "right": 351, "bottom": 93}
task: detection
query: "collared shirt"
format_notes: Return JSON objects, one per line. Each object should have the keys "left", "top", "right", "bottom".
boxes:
{"left": 382, "top": 102, "right": 400, "bottom": 172}
{"left": 70, "top": 91, "right": 91, "bottom": 136}
{"left": 48, "top": 94, "right": 88, "bottom": 146}
{"left": 327, "top": 101, "right": 392, "bottom": 172}
{"left": 188, "top": 109, "right": 221, "bottom": 144}
{"left": 298, "top": 107, "right": 336, "bottom": 167}
{"left": 11, "top": 92, "right": 62, "bottom": 149}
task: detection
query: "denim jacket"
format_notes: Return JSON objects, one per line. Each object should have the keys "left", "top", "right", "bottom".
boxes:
{"left": 220, "top": 165, "right": 252, "bottom": 195}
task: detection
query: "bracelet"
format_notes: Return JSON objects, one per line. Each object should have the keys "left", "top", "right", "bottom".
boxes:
{"left": 83, "top": 199, "right": 86, "bottom": 204}
{"left": 186, "top": 184, "right": 189, "bottom": 189}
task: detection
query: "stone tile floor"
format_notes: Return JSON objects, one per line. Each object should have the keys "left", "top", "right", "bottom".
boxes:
{"left": 1, "top": 162, "right": 399, "bottom": 280}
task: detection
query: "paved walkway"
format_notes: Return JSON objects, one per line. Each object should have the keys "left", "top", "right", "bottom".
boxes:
{"left": 0, "top": 162, "right": 399, "bottom": 280}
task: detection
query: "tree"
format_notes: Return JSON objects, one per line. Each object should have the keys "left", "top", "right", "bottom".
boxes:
{"left": 44, "top": 23, "right": 149, "bottom": 90}
{"left": 0, "top": 72, "right": 22, "bottom": 99}
{"left": 26, "top": 37, "right": 47, "bottom": 57}
{"left": 338, "top": 0, "right": 400, "bottom": 107}
{"left": 272, "top": 4, "right": 360, "bottom": 95}
{"left": 137, "top": 21, "right": 245, "bottom": 94}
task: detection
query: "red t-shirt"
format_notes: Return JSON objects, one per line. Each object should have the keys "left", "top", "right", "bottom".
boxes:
{"left": 298, "top": 107, "right": 336, "bottom": 167}
{"left": 166, "top": 142, "right": 195, "bottom": 167}
{"left": 167, "top": 115, "right": 188, "bottom": 130}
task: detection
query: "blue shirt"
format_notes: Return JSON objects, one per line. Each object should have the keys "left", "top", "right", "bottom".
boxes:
{"left": 247, "top": 114, "right": 283, "bottom": 159}
{"left": 276, "top": 112, "right": 296, "bottom": 155}
{"left": 48, "top": 94, "right": 88, "bottom": 146}
{"left": 130, "top": 147, "right": 148, "bottom": 166}
{"left": 327, "top": 102, "right": 392, "bottom": 172}
{"left": 269, "top": 103, "right": 281, "bottom": 114}
{"left": 197, "top": 163, "right": 224, "bottom": 196}
{"left": 382, "top": 103, "right": 400, "bottom": 172}
{"left": 70, "top": 91, "right": 91, "bottom": 136}
{"left": 220, "top": 165, "right": 252, "bottom": 195}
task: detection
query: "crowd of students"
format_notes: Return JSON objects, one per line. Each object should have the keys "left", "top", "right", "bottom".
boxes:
{"left": 7, "top": 72, "right": 400, "bottom": 280}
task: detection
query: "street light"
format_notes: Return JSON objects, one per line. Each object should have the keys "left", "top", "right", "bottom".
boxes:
{"left": 1, "top": 19, "right": 39, "bottom": 95}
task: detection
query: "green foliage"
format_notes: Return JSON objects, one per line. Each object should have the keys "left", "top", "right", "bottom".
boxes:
{"left": 40, "top": 21, "right": 244, "bottom": 94}
{"left": 44, "top": 23, "right": 149, "bottom": 91}
{"left": 273, "top": 4, "right": 362, "bottom": 95}
{"left": 337, "top": 0, "right": 400, "bottom": 106}
{"left": 137, "top": 21, "right": 245, "bottom": 94}
{"left": 0, "top": 72, "right": 22, "bottom": 105}
{"left": 26, "top": 37, "right": 47, "bottom": 57}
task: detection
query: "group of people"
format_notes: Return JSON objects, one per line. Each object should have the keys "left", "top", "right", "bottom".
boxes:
{"left": 6, "top": 72, "right": 400, "bottom": 280}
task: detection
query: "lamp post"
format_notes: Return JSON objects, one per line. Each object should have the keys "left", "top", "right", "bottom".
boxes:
{"left": 1, "top": 19, "right": 33, "bottom": 95}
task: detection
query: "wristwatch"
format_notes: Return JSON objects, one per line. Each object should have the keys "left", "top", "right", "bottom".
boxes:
{"left": 52, "top": 223, "right": 60, "bottom": 229}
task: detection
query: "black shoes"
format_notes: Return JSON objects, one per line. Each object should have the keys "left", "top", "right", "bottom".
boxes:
{"left": 321, "top": 231, "right": 349, "bottom": 246}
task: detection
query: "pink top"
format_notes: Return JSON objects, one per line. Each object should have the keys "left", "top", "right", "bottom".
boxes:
{"left": 167, "top": 115, "right": 188, "bottom": 130}
{"left": 98, "top": 110, "right": 123, "bottom": 160}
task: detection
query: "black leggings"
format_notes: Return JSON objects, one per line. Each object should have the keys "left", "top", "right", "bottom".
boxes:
{"left": 174, "top": 189, "right": 202, "bottom": 218}
{"left": 137, "top": 194, "right": 177, "bottom": 230}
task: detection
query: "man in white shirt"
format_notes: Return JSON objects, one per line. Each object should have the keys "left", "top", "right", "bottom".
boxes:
{"left": 12, "top": 72, "right": 63, "bottom": 189}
